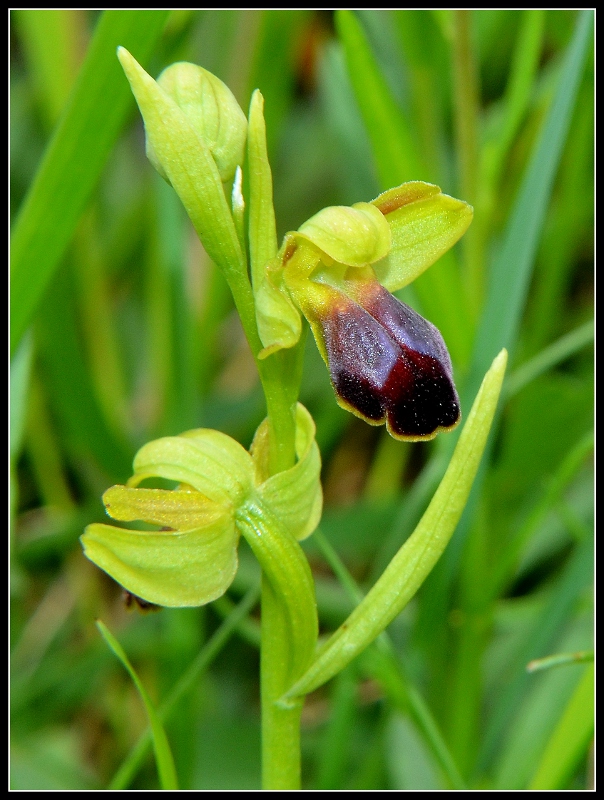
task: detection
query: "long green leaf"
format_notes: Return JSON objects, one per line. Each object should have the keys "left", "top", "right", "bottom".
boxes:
{"left": 285, "top": 349, "right": 507, "bottom": 700}
{"left": 504, "top": 318, "right": 594, "bottom": 399}
{"left": 96, "top": 620, "right": 178, "bottom": 790}
{"left": 35, "top": 263, "right": 132, "bottom": 480}
{"left": 10, "top": 10, "right": 170, "bottom": 355}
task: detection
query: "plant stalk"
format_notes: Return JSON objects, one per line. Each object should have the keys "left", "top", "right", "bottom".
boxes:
{"left": 260, "top": 575, "right": 303, "bottom": 789}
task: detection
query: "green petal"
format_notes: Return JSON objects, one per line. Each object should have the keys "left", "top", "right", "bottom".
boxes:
{"left": 81, "top": 512, "right": 238, "bottom": 607}
{"left": 371, "top": 182, "right": 473, "bottom": 291}
{"left": 130, "top": 429, "right": 254, "bottom": 507}
{"left": 251, "top": 404, "right": 322, "bottom": 540}
{"left": 103, "top": 485, "right": 224, "bottom": 529}
{"left": 297, "top": 202, "right": 391, "bottom": 267}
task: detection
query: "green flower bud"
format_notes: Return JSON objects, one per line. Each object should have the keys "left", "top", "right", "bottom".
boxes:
{"left": 117, "top": 48, "right": 243, "bottom": 280}
{"left": 151, "top": 61, "right": 247, "bottom": 183}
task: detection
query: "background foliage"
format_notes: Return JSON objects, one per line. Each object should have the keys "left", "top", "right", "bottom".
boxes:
{"left": 10, "top": 10, "right": 593, "bottom": 790}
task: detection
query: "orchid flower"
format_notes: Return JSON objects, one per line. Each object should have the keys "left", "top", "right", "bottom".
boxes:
{"left": 255, "top": 182, "right": 473, "bottom": 440}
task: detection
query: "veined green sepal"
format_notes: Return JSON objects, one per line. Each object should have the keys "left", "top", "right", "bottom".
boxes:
{"left": 129, "top": 428, "right": 254, "bottom": 508}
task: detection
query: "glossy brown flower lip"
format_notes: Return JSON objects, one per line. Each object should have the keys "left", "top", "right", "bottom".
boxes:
{"left": 318, "top": 281, "right": 460, "bottom": 440}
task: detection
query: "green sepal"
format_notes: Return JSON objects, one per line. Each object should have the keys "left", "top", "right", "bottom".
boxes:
{"left": 129, "top": 428, "right": 254, "bottom": 508}
{"left": 370, "top": 181, "right": 473, "bottom": 291}
{"left": 81, "top": 511, "right": 238, "bottom": 608}
{"left": 251, "top": 404, "right": 322, "bottom": 540}
{"left": 255, "top": 258, "right": 303, "bottom": 359}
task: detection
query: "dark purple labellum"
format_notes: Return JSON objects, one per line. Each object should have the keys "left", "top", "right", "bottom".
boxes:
{"left": 320, "top": 283, "right": 460, "bottom": 440}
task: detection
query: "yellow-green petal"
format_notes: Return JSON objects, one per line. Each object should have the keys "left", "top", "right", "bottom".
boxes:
{"left": 81, "top": 511, "right": 238, "bottom": 608}
{"left": 130, "top": 429, "right": 254, "bottom": 508}
{"left": 371, "top": 181, "right": 473, "bottom": 291}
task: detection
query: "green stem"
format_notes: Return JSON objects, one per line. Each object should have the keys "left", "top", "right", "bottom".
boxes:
{"left": 236, "top": 499, "right": 317, "bottom": 790}
{"left": 261, "top": 575, "right": 303, "bottom": 789}
{"left": 258, "top": 333, "right": 306, "bottom": 475}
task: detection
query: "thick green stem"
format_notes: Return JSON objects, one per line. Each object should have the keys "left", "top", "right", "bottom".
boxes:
{"left": 261, "top": 575, "right": 303, "bottom": 789}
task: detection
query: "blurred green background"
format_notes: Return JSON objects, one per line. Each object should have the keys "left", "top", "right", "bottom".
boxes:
{"left": 10, "top": 10, "right": 593, "bottom": 790}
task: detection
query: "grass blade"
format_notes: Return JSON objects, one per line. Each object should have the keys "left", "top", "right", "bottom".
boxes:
{"left": 96, "top": 620, "right": 178, "bottom": 790}
{"left": 335, "top": 10, "right": 423, "bottom": 187}
{"left": 109, "top": 585, "right": 260, "bottom": 790}
{"left": 528, "top": 663, "right": 594, "bottom": 789}
{"left": 10, "top": 10, "right": 170, "bottom": 355}
{"left": 479, "top": 531, "right": 593, "bottom": 773}
{"left": 464, "top": 10, "right": 593, "bottom": 404}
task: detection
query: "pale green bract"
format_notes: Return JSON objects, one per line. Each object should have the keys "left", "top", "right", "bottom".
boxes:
{"left": 81, "top": 404, "right": 322, "bottom": 608}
